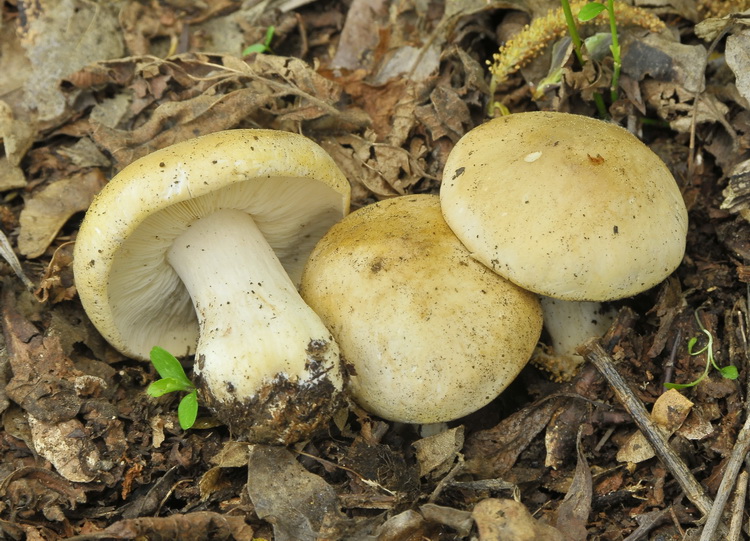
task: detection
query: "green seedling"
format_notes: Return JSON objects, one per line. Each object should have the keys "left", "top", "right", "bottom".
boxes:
{"left": 577, "top": 1, "right": 622, "bottom": 102}
{"left": 147, "top": 346, "right": 198, "bottom": 430}
{"left": 242, "top": 26, "right": 275, "bottom": 56}
{"left": 558, "top": 0, "right": 608, "bottom": 117}
{"left": 665, "top": 312, "right": 739, "bottom": 390}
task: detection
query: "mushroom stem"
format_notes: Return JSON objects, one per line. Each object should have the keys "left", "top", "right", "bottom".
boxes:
{"left": 534, "top": 296, "right": 615, "bottom": 381}
{"left": 166, "top": 208, "right": 342, "bottom": 442}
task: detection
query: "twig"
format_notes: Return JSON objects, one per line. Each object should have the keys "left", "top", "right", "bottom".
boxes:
{"left": 578, "top": 339, "right": 714, "bottom": 516}
{"left": 699, "top": 412, "right": 750, "bottom": 540}
{"left": 622, "top": 507, "right": 670, "bottom": 541}
{"left": 728, "top": 470, "right": 748, "bottom": 541}
{"left": 660, "top": 330, "right": 681, "bottom": 389}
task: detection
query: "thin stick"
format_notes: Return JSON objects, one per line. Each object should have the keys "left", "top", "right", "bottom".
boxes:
{"left": 578, "top": 339, "right": 713, "bottom": 516}
{"left": 699, "top": 412, "right": 750, "bottom": 540}
{"left": 728, "top": 470, "right": 748, "bottom": 541}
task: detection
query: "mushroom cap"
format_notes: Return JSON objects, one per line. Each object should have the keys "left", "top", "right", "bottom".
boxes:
{"left": 300, "top": 195, "right": 543, "bottom": 424}
{"left": 440, "top": 112, "right": 688, "bottom": 301}
{"left": 74, "top": 129, "right": 350, "bottom": 360}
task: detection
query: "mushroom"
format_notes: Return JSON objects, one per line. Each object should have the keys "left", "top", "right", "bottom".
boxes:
{"left": 299, "top": 195, "right": 543, "bottom": 424}
{"left": 74, "top": 130, "right": 350, "bottom": 444}
{"left": 440, "top": 112, "right": 688, "bottom": 373}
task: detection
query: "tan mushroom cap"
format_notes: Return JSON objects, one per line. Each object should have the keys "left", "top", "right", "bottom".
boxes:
{"left": 74, "top": 129, "right": 350, "bottom": 361}
{"left": 300, "top": 195, "right": 543, "bottom": 424}
{"left": 440, "top": 112, "right": 688, "bottom": 301}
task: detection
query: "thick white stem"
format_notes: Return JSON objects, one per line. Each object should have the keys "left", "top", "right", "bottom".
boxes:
{"left": 166, "top": 208, "right": 342, "bottom": 409}
{"left": 535, "top": 296, "right": 616, "bottom": 381}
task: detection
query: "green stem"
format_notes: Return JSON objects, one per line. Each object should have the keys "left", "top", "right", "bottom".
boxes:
{"left": 607, "top": 0, "right": 621, "bottom": 101}
{"left": 560, "top": 0, "right": 585, "bottom": 66}
{"left": 593, "top": 93, "right": 608, "bottom": 119}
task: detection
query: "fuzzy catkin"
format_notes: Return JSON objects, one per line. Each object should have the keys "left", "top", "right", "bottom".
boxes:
{"left": 487, "top": 1, "right": 666, "bottom": 87}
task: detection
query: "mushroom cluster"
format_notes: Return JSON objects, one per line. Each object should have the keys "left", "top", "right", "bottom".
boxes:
{"left": 74, "top": 112, "right": 688, "bottom": 442}
{"left": 74, "top": 130, "right": 350, "bottom": 444}
{"left": 440, "top": 111, "right": 689, "bottom": 370}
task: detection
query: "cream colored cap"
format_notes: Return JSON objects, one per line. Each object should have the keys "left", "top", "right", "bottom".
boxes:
{"left": 440, "top": 111, "right": 688, "bottom": 301}
{"left": 300, "top": 195, "right": 542, "bottom": 423}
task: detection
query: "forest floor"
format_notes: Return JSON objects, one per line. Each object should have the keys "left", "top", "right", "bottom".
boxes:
{"left": 2, "top": 0, "right": 750, "bottom": 539}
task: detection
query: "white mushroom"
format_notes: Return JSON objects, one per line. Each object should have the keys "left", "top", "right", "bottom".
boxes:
{"left": 74, "top": 130, "right": 350, "bottom": 443}
{"left": 300, "top": 195, "right": 543, "bottom": 423}
{"left": 440, "top": 112, "right": 688, "bottom": 372}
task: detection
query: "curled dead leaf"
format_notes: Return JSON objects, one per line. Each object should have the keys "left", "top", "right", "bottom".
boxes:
{"left": 18, "top": 169, "right": 106, "bottom": 259}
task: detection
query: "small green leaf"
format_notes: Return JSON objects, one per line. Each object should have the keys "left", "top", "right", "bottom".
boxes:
{"left": 147, "top": 377, "right": 190, "bottom": 397}
{"left": 263, "top": 25, "right": 276, "bottom": 46}
{"left": 150, "top": 346, "right": 193, "bottom": 387}
{"left": 578, "top": 2, "right": 607, "bottom": 21}
{"left": 178, "top": 391, "right": 199, "bottom": 430}
{"left": 242, "top": 43, "right": 268, "bottom": 55}
{"left": 242, "top": 25, "right": 275, "bottom": 56}
{"left": 720, "top": 365, "right": 739, "bottom": 380}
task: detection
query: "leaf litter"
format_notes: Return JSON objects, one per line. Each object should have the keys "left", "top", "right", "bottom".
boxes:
{"left": 1, "top": 0, "right": 750, "bottom": 539}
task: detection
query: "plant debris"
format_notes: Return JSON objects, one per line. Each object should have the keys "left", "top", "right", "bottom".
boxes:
{"left": 2, "top": 0, "right": 750, "bottom": 539}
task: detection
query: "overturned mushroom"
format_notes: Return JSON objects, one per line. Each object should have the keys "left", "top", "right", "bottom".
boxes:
{"left": 300, "top": 195, "right": 542, "bottom": 423}
{"left": 440, "top": 112, "right": 688, "bottom": 374}
{"left": 74, "top": 130, "right": 350, "bottom": 444}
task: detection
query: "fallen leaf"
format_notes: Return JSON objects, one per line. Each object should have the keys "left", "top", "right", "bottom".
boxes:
{"left": 616, "top": 389, "right": 693, "bottom": 463}
{"left": 554, "top": 429, "right": 592, "bottom": 541}
{"left": 465, "top": 397, "right": 563, "bottom": 478}
{"left": 472, "top": 498, "right": 565, "bottom": 541}
{"left": 726, "top": 28, "right": 750, "bottom": 105}
{"left": 246, "top": 445, "right": 348, "bottom": 541}
{"left": 1, "top": 287, "right": 82, "bottom": 424}
{"left": 18, "top": 169, "right": 106, "bottom": 258}
{"left": 16, "top": 0, "right": 124, "bottom": 124}
{"left": 413, "top": 425, "right": 464, "bottom": 478}
{"left": 84, "top": 512, "right": 253, "bottom": 540}
{"left": 374, "top": 509, "right": 427, "bottom": 541}
{"left": 27, "top": 415, "right": 100, "bottom": 483}
{"left": 420, "top": 503, "right": 473, "bottom": 537}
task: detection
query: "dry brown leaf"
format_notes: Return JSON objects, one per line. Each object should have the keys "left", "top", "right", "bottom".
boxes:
{"left": 0, "top": 100, "right": 35, "bottom": 168}
{"left": 413, "top": 425, "right": 464, "bottom": 478}
{"left": 90, "top": 512, "right": 253, "bottom": 540}
{"left": 330, "top": 0, "right": 389, "bottom": 71}
{"left": 545, "top": 398, "right": 588, "bottom": 470}
{"left": 246, "top": 445, "right": 349, "bottom": 541}
{"left": 34, "top": 242, "right": 76, "bottom": 303}
{"left": 465, "top": 397, "right": 563, "bottom": 478}
{"left": 28, "top": 415, "right": 100, "bottom": 483}
{"left": 16, "top": 0, "right": 124, "bottom": 125}
{"left": 199, "top": 441, "right": 251, "bottom": 501}
{"left": 414, "top": 86, "right": 471, "bottom": 143}
{"left": 622, "top": 34, "right": 707, "bottom": 94}
{"left": 0, "top": 158, "right": 27, "bottom": 191}
{"left": 18, "top": 169, "right": 106, "bottom": 258}
{"left": 0, "top": 467, "right": 87, "bottom": 521}
{"left": 726, "top": 28, "right": 750, "bottom": 106}
{"left": 472, "top": 498, "right": 565, "bottom": 541}
{"left": 616, "top": 389, "right": 693, "bottom": 464}
{"left": 420, "top": 504, "right": 473, "bottom": 537}
{"left": 375, "top": 509, "right": 427, "bottom": 541}
{"left": 70, "top": 53, "right": 364, "bottom": 168}
{"left": 554, "top": 429, "right": 592, "bottom": 541}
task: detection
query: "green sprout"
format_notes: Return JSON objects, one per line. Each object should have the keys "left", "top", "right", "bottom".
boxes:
{"left": 664, "top": 312, "right": 739, "bottom": 390}
{"left": 146, "top": 346, "right": 198, "bottom": 430}
{"left": 558, "top": 0, "right": 607, "bottom": 117}
{"left": 577, "top": 1, "right": 622, "bottom": 102}
{"left": 242, "top": 26, "right": 275, "bottom": 56}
